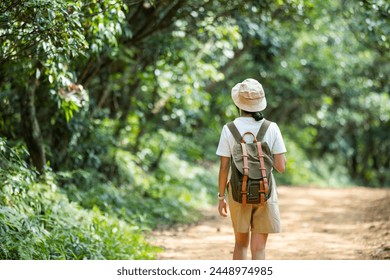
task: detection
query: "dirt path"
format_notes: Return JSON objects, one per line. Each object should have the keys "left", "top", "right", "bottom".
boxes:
{"left": 149, "top": 186, "right": 390, "bottom": 260}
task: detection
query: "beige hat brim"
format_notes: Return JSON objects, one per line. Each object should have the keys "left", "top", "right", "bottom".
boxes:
{"left": 231, "top": 83, "right": 267, "bottom": 112}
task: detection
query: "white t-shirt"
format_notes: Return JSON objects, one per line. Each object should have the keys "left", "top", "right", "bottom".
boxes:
{"left": 216, "top": 117, "right": 287, "bottom": 157}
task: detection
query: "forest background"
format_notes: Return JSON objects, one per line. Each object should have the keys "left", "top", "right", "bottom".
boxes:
{"left": 0, "top": 0, "right": 389, "bottom": 259}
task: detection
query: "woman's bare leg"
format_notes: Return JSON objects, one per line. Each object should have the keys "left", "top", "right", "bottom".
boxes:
{"left": 233, "top": 232, "right": 250, "bottom": 259}
{"left": 250, "top": 233, "right": 268, "bottom": 260}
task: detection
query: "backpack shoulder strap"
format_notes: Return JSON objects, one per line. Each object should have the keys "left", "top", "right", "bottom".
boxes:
{"left": 256, "top": 119, "right": 271, "bottom": 141}
{"left": 226, "top": 122, "right": 242, "bottom": 143}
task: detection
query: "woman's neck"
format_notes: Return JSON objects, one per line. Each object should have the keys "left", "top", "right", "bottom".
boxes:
{"left": 240, "top": 110, "right": 252, "bottom": 117}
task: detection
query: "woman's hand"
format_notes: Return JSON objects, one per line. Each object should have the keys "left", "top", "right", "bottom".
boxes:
{"left": 218, "top": 198, "right": 228, "bottom": 217}
{"left": 218, "top": 156, "right": 229, "bottom": 217}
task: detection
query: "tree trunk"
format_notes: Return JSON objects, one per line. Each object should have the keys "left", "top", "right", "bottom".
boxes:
{"left": 113, "top": 79, "right": 140, "bottom": 138}
{"left": 20, "top": 81, "right": 46, "bottom": 173}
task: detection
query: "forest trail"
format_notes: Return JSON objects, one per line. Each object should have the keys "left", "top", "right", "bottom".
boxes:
{"left": 149, "top": 186, "right": 390, "bottom": 260}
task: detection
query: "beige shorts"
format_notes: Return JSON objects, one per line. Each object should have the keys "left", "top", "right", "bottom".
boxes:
{"left": 228, "top": 175, "right": 281, "bottom": 233}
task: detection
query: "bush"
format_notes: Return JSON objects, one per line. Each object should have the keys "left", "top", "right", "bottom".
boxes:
{"left": 0, "top": 138, "right": 158, "bottom": 259}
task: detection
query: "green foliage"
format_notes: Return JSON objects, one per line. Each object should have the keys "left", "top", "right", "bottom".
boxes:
{"left": 58, "top": 115, "right": 114, "bottom": 170}
{"left": 342, "top": 0, "right": 390, "bottom": 54}
{"left": 274, "top": 130, "right": 352, "bottom": 187}
{"left": 58, "top": 144, "right": 216, "bottom": 229}
{"left": 0, "top": 138, "right": 158, "bottom": 259}
{"left": 0, "top": 0, "right": 88, "bottom": 62}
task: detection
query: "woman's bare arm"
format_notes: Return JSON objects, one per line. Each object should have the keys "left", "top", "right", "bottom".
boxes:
{"left": 273, "top": 153, "right": 287, "bottom": 173}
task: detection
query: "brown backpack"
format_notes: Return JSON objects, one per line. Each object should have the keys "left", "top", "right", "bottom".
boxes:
{"left": 227, "top": 120, "right": 274, "bottom": 206}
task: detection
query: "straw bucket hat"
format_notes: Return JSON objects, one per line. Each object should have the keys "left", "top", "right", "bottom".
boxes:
{"left": 231, "top": 78, "right": 267, "bottom": 112}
